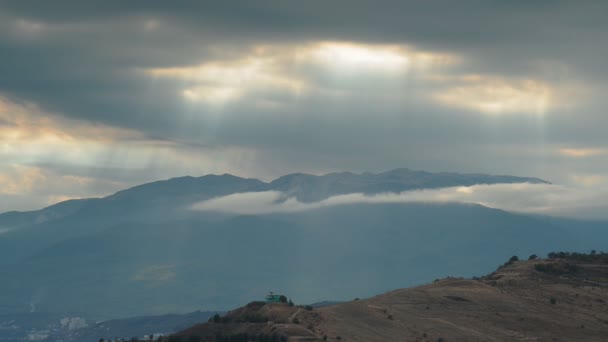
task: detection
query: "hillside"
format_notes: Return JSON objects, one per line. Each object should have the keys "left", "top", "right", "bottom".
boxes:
{"left": 169, "top": 253, "right": 608, "bottom": 341}
{"left": 1, "top": 202, "right": 606, "bottom": 319}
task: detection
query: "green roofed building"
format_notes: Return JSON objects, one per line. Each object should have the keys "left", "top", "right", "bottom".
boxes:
{"left": 266, "top": 292, "right": 286, "bottom": 303}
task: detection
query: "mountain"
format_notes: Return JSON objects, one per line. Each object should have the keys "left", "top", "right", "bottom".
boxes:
{"left": 0, "top": 168, "right": 548, "bottom": 232}
{"left": 269, "top": 168, "right": 548, "bottom": 202}
{"left": 170, "top": 254, "right": 608, "bottom": 341}
{"left": 0, "top": 168, "right": 598, "bottom": 323}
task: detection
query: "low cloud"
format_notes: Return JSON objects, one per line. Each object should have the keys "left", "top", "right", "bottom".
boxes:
{"left": 192, "top": 183, "right": 608, "bottom": 220}
{"left": 132, "top": 264, "right": 176, "bottom": 282}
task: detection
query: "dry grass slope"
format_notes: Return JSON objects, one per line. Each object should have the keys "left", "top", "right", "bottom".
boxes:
{"left": 167, "top": 257, "right": 608, "bottom": 342}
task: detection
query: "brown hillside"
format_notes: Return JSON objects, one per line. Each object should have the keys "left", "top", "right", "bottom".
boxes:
{"left": 168, "top": 257, "right": 608, "bottom": 342}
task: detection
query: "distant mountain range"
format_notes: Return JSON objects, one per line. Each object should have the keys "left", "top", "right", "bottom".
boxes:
{"left": 2, "top": 168, "right": 601, "bottom": 327}
{"left": 0, "top": 311, "right": 216, "bottom": 342}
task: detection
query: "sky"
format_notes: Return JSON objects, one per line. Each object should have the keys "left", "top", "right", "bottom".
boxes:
{"left": 1, "top": 1, "right": 607, "bottom": 213}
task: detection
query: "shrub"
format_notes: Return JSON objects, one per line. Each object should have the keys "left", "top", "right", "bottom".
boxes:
{"left": 503, "top": 255, "right": 519, "bottom": 267}
{"left": 535, "top": 262, "right": 578, "bottom": 275}
{"left": 547, "top": 251, "right": 608, "bottom": 263}
{"left": 242, "top": 313, "right": 268, "bottom": 323}
{"left": 528, "top": 254, "right": 538, "bottom": 260}
{"left": 550, "top": 298, "right": 557, "bottom": 304}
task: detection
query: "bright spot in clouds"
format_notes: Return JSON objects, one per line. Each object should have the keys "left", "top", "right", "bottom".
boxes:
{"left": 146, "top": 41, "right": 457, "bottom": 106}
{"left": 435, "top": 76, "right": 553, "bottom": 115}
{"left": 310, "top": 42, "right": 410, "bottom": 72}
{"left": 148, "top": 56, "right": 307, "bottom": 105}
{"left": 182, "top": 86, "right": 242, "bottom": 105}
{"left": 146, "top": 40, "right": 564, "bottom": 117}
{"left": 559, "top": 148, "right": 605, "bottom": 158}
{"left": 144, "top": 42, "right": 572, "bottom": 115}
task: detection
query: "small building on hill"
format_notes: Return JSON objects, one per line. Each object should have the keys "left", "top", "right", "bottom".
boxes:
{"left": 266, "top": 292, "right": 287, "bottom": 303}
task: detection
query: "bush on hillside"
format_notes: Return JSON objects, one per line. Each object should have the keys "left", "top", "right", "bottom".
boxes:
{"left": 547, "top": 251, "right": 608, "bottom": 263}
{"left": 534, "top": 262, "right": 578, "bottom": 275}
{"left": 502, "top": 255, "right": 519, "bottom": 267}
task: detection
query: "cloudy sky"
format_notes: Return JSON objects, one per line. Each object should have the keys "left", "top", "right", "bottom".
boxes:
{"left": 1, "top": 1, "right": 607, "bottom": 212}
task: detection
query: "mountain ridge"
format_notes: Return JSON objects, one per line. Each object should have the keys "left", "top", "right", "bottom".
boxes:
{"left": 0, "top": 168, "right": 549, "bottom": 220}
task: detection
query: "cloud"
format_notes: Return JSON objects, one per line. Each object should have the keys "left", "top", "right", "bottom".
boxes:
{"left": 144, "top": 41, "right": 456, "bottom": 108}
{"left": 132, "top": 265, "right": 176, "bottom": 282}
{"left": 192, "top": 183, "right": 608, "bottom": 220}
{"left": 434, "top": 76, "right": 553, "bottom": 115}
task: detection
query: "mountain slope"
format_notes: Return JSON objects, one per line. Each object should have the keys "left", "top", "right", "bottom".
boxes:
{"left": 0, "top": 202, "right": 605, "bottom": 319}
{"left": 172, "top": 256, "right": 608, "bottom": 341}
{"left": 0, "top": 198, "right": 99, "bottom": 232}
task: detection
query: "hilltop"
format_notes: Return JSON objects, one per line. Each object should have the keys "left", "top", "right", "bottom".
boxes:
{"left": 166, "top": 252, "right": 608, "bottom": 342}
